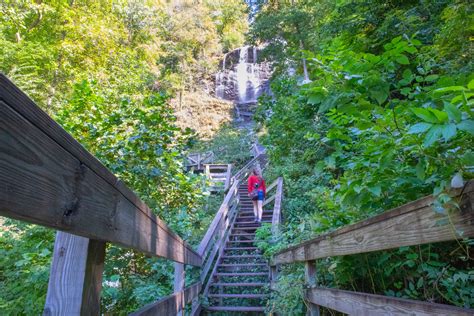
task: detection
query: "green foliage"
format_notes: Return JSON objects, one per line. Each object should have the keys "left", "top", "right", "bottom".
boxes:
{"left": 192, "top": 124, "right": 254, "bottom": 170}
{"left": 0, "top": 220, "right": 54, "bottom": 315}
{"left": 0, "top": 1, "right": 250, "bottom": 314}
{"left": 252, "top": 0, "right": 474, "bottom": 313}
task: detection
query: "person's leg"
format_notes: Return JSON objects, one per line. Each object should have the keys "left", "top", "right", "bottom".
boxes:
{"left": 257, "top": 200, "right": 263, "bottom": 222}
{"left": 252, "top": 200, "right": 258, "bottom": 222}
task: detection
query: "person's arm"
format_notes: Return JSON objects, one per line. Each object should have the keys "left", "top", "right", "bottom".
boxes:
{"left": 262, "top": 179, "right": 266, "bottom": 195}
{"left": 248, "top": 177, "right": 253, "bottom": 193}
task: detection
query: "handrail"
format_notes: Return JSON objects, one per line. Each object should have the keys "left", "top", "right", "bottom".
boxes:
{"left": 231, "top": 153, "right": 266, "bottom": 184}
{"left": 190, "top": 152, "right": 270, "bottom": 314}
{"left": 130, "top": 282, "right": 202, "bottom": 315}
{"left": 270, "top": 180, "right": 474, "bottom": 315}
{"left": 271, "top": 177, "right": 284, "bottom": 237}
{"left": 197, "top": 180, "right": 239, "bottom": 257}
{"left": 0, "top": 75, "right": 203, "bottom": 315}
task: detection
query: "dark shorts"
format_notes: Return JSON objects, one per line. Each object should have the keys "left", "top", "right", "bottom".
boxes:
{"left": 257, "top": 190, "right": 265, "bottom": 201}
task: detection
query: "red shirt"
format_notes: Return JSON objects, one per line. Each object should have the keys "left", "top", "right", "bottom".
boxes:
{"left": 248, "top": 175, "right": 266, "bottom": 195}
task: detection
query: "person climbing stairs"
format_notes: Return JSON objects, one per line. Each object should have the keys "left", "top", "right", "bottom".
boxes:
{"left": 205, "top": 183, "right": 273, "bottom": 314}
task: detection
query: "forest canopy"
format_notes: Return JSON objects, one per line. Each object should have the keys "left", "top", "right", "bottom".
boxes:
{"left": 250, "top": 0, "right": 473, "bottom": 314}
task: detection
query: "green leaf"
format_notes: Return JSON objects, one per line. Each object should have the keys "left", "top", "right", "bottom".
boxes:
{"left": 368, "top": 185, "right": 381, "bottom": 197}
{"left": 415, "top": 160, "right": 425, "bottom": 180}
{"left": 407, "top": 122, "right": 432, "bottom": 134}
{"left": 457, "top": 120, "right": 474, "bottom": 135}
{"left": 402, "top": 69, "right": 413, "bottom": 80}
{"left": 371, "top": 89, "right": 388, "bottom": 105}
{"left": 423, "top": 125, "right": 443, "bottom": 147}
{"left": 434, "top": 86, "right": 466, "bottom": 94}
{"left": 395, "top": 54, "right": 410, "bottom": 65}
{"left": 443, "top": 102, "right": 462, "bottom": 122}
{"left": 428, "top": 108, "right": 448, "bottom": 123}
{"left": 441, "top": 124, "right": 457, "bottom": 141}
{"left": 411, "top": 108, "right": 438, "bottom": 123}
{"left": 308, "top": 94, "right": 323, "bottom": 105}
{"left": 468, "top": 79, "right": 474, "bottom": 90}
{"left": 417, "top": 277, "right": 424, "bottom": 289}
{"left": 425, "top": 74, "right": 439, "bottom": 82}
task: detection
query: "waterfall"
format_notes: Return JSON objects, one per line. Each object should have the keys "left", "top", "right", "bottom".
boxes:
{"left": 215, "top": 45, "right": 271, "bottom": 104}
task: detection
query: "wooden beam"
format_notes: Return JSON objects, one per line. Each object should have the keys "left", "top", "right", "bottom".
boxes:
{"left": 197, "top": 181, "right": 239, "bottom": 256}
{"left": 304, "top": 261, "right": 320, "bottom": 316}
{"left": 174, "top": 263, "right": 185, "bottom": 316}
{"left": 130, "top": 282, "right": 202, "bottom": 316}
{"left": 224, "top": 164, "right": 232, "bottom": 192}
{"left": 263, "top": 194, "right": 276, "bottom": 207}
{"left": 43, "top": 231, "right": 106, "bottom": 315}
{"left": 271, "top": 177, "right": 284, "bottom": 237}
{"left": 266, "top": 179, "right": 279, "bottom": 194}
{"left": 306, "top": 287, "right": 473, "bottom": 316}
{"left": 0, "top": 75, "right": 201, "bottom": 266}
{"left": 272, "top": 181, "right": 474, "bottom": 265}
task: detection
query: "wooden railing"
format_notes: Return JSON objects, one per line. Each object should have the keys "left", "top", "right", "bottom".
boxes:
{"left": 186, "top": 151, "right": 214, "bottom": 171}
{"left": 270, "top": 181, "right": 474, "bottom": 315}
{"left": 190, "top": 152, "right": 267, "bottom": 314}
{"left": 204, "top": 163, "right": 232, "bottom": 192}
{"left": 0, "top": 75, "right": 204, "bottom": 315}
{"left": 262, "top": 177, "right": 284, "bottom": 237}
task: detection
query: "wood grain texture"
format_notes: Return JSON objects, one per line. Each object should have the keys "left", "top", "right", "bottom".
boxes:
{"left": 304, "top": 261, "right": 320, "bottom": 316}
{"left": 43, "top": 232, "right": 106, "bottom": 316}
{"left": 0, "top": 77, "right": 200, "bottom": 266}
{"left": 130, "top": 282, "right": 201, "bottom": 316}
{"left": 197, "top": 181, "right": 239, "bottom": 256}
{"left": 174, "top": 263, "right": 185, "bottom": 316}
{"left": 271, "top": 177, "right": 284, "bottom": 237}
{"left": 306, "top": 287, "right": 474, "bottom": 316}
{"left": 272, "top": 181, "right": 474, "bottom": 264}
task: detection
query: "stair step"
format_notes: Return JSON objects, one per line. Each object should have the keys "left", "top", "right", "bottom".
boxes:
{"left": 230, "top": 233, "right": 256, "bottom": 237}
{"left": 215, "top": 272, "right": 268, "bottom": 277}
{"left": 218, "top": 263, "right": 267, "bottom": 268}
{"left": 227, "top": 240, "right": 257, "bottom": 243}
{"left": 206, "top": 306, "right": 265, "bottom": 312}
{"left": 222, "top": 255, "right": 263, "bottom": 259}
{"left": 208, "top": 294, "right": 268, "bottom": 299}
{"left": 234, "top": 221, "right": 270, "bottom": 225}
{"left": 224, "top": 247, "right": 258, "bottom": 251}
{"left": 231, "top": 227, "right": 260, "bottom": 234}
{"left": 237, "top": 215, "right": 272, "bottom": 220}
{"left": 211, "top": 282, "right": 266, "bottom": 287}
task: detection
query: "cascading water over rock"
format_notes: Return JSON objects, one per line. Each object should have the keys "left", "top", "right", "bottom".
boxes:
{"left": 215, "top": 46, "right": 271, "bottom": 105}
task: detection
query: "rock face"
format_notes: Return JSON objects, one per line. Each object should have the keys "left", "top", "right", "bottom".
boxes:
{"left": 215, "top": 46, "right": 272, "bottom": 104}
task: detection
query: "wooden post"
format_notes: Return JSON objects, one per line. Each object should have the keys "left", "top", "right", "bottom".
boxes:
{"left": 174, "top": 263, "right": 185, "bottom": 316}
{"left": 44, "top": 231, "right": 106, "bottom": 316}
{"left": 270, "top": 265, "right": 279, "bottom": 290}
{"left": 305, "top": 260, "right": 320, "bottom": 316}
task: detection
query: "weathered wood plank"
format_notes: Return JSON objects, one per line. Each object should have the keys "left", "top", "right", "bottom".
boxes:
{"left": 197, "top": 181, "right": 239, "bottom": 256}
{"left": 174, "top": 263, "right": 185, "bottom": 316}
{"left": 224, "top": 164, "right": 232, "bottom": 191}
{"left": 306, "top": 287, "right": 473, "bottom": 316}
{"left": 266, "top": 179, "right": 279, "bottom": 194}
{"left": 43, "top": 232, "right": 106, "bottom": 316}
{"left": 200, "top": 202, "right": 237, "bottom": 283}
{"left": 130, "top": 282, "right": 202, "bottom": 316}
{"left": 272, "top": 182, "right": 474, "bottom": 265}
{"left": 263, "top": 194, "right": 276, "bottom": 207}
{"left": 271, "top": 177, "right": 284, "bottom": 237}
{"left": 0, "top": 78, "right": 201, "bottom": 266}
{"left": 304, "top": 261, "right": 320, "bottom": 316}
